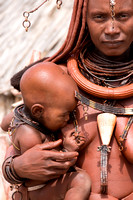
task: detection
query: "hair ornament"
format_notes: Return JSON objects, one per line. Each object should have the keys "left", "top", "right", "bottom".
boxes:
{"left": 23, "top": 0, "right": 62, "bottom": 32}
{"left": 109, "top": 0, "right": 116, "bottom": 29}
{"left": 110, "top": 0, "right": 116, "bottom": 6}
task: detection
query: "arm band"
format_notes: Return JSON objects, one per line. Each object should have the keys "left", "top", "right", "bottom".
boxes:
{"left": 2, "top": 156, "right": 25, "bottom": 184}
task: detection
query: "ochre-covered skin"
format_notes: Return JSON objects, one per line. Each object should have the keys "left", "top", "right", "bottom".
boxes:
{"left": 2, "top": 0, "right": 133, "bottom": 199}
{"left": 63, "top": 96, "right": 133, "bottom": 199}
{"left": 5, "top": 95, "right": 133, "bottom": 200}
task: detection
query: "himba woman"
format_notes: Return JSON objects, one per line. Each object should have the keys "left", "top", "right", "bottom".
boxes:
{"left": 2, "top": 0, "right": 133, "bottom": 199}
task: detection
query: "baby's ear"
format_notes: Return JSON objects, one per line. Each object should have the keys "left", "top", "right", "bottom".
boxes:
{"left": 31, "top": 104, "right": 44, "bottom": 119}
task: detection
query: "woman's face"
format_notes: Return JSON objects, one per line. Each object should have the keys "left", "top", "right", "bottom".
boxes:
{"left": 87, "top": 0, "right": 133, "bottom": 57}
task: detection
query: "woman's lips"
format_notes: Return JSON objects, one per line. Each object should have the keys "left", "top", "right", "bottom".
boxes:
{"left": 102, "top": 40, "right": 124, "bottom": 48}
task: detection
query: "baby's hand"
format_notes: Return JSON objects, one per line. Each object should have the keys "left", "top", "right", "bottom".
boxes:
{"left": 61, "top": 125, "right": 85, "bottom": 152}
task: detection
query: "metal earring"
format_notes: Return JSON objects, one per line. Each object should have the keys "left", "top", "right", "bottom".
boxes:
{"left": 23, "top": 12, "right": 31, "bottom": 32}
{"left": 56, "top": 0, "right": 62, "bottom": 9}
{"left": 11, "top": 185, "right": 22, "bottom": 200}
{"left": 72, "top": 110, "right": 79, "bottom": 134}
{"left": 83, "top": 104, "right": 89, "bottom": 121}
{"left": 22, "top": 0, "right": 63, "bottom": 32}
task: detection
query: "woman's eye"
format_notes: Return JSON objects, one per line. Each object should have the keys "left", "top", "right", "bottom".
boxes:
{"left": 95, "top": 15, "right": 102, "bottom": 18}
{"left": 117, "top": 13, "right": 129, "bottom": 20}
{"left": 93, "top": 15, "right": 106, "bottom": 22}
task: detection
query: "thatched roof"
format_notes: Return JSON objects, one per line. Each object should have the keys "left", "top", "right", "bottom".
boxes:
{"left": 0, "top": 0, "right": 73, "bottom": 95}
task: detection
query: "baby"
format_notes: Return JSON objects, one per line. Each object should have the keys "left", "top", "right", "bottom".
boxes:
{"left": 7, "top": 62, "right": 91, "bottom": 200}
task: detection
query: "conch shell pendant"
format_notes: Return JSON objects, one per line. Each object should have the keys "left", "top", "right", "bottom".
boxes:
{"left": 97, "top": 113, "right": 117, "bottom": 194}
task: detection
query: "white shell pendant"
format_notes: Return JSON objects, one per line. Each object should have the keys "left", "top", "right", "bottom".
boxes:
{"left": 97, "top": 113, "right": 117, "bottom": 145}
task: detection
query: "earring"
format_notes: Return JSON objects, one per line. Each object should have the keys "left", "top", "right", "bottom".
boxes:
{"left": 22, "top": 0, "right": 63, "bottom": 32}
{"left": 23, "top": 12, "right": 31, "bottom": 32}
{"left": 83, "top": 104, "right": 89, "bottom": 121}
{"left": 56, "top": 0, "right": 62, "bottom": 9}
{"left": 72, "top": 110, "right": 79, "bottom": 133}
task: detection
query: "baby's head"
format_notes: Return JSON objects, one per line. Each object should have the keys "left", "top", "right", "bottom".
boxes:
{"left": 20, "top": 62, "right": 78, "bottom": 131}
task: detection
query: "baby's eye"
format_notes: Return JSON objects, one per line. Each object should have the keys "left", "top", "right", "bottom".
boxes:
{"left": 71, "top": 131, "right": 75, "bottom": 136}
{"left": 60, "top": 114, "right": 65, "bottom": 118}
{"left": 60, "top": 112, "right": 70, "bottom": 119}
{"left": 67, "top": 111, "right": 75, "bottom": 123}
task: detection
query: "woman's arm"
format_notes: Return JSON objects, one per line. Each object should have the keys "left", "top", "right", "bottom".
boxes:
{"left": 2, "top": 139, "right": 78, "bottom": 183}
{"left": 13, "top": 139, "right": 78, "bottom": 182}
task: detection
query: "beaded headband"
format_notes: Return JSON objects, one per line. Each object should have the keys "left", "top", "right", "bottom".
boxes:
{"left": 110, "top": 0, "right": 116, "bottom": 29}
{"left": 23, "top": 0, "right": 62, "bottom": 32}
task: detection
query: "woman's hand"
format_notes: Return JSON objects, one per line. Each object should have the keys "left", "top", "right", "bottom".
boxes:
{"left": 13, "top": 139, "right": 78, "bottom": 182}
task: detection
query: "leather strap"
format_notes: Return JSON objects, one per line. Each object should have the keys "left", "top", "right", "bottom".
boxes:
{"left": 14, "top": 104, "right": 50, "bottom": 134}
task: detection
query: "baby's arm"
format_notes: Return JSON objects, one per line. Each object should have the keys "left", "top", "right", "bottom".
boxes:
{"left": 12, "top": 124, "right": 44, "bottom": 154}
{"left": 9, "top": 124, "right": 46, "bottom": 186}
{"left": 1, "top": 111, "right": 14, "bottom": 131}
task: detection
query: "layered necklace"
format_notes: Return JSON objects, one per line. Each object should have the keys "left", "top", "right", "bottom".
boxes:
{"left": 76, "top": 41, "right": 133, "bottom": 194}
{"left": 78, "top": 42, "right": 133, "bottom": 88}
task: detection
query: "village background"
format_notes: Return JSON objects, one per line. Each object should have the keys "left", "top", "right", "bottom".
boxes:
{"left": 0, "top": 0, "right": 73, "bottom": 199}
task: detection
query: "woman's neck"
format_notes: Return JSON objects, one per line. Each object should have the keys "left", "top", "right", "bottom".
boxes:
{"left": 94, "top": 46, "right": 132, "bottom": 63}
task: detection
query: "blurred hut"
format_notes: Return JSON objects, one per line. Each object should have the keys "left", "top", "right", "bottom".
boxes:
{"left": 0, "top": 0, "right": 73, "bottom": 199}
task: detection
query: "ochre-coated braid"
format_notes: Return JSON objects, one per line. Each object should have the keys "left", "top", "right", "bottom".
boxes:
{"left": 45, "top": 0, "right": 88, "bottom": 63}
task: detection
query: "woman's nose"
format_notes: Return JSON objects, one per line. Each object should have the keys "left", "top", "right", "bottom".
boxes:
{"left": 104, "top": 20, "right": 120, "bottom": 39}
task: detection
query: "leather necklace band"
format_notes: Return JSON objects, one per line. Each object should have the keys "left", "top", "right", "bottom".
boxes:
{"left": 14, "top": 104, "right": 50, "bottom": 134}
{"left": 75, "top": 91, "right": 133, "bottom": 115}
{"left": 67, "top": 58, "right": 133, "bottom": 99}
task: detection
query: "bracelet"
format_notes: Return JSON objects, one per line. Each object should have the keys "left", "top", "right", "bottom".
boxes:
{"left": 2, "top": 155, "right": 25, "bottom": 184}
